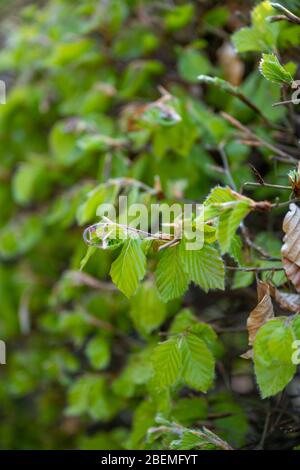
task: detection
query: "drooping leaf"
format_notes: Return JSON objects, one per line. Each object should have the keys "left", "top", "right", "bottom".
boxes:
{"left": 247, "top": 280, "right": 274, "bottom": 346}
{"left": 180, "top": 243, "right": 225, "bottom": 292}
{"left": 155, "top": 244, "right": 189, "bottom": 302}
{"left": 152, "top": 338, "right": 182, "bottom": 388}
{"left": 110, "top": 237, "right": 147, "bottom": 298}
{"left": 180, "top": 333, "right": 215, "bottom": 392}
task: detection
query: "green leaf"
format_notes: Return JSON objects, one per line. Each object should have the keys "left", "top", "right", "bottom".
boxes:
{"left": 80, "top": 246, "right": 96, "bottom": 271}
{"left": 171, "top": 397, "right": 208, "bottom": 425}
{"left": 254, "top": 318, "right": 296, "bottom": 398}
{"left": 85, "top": 336, "right": 111, "bottom": 370}
{"left": 180, "top": 243, "right": 225, "bottom": 292}
{"left": 164, "top": 4, "right": 195, "bottom": 31}
{"left": 155, "top": 245, "right": 189, "bottom": 302}
{"left": 110, "top": 238, "right": 147, "bottom": 298}
{"left": 180, "top": 333, "right": 215, "bottom": 392}
{"left": 171, "top": 431, "right": 208, "bottom": 450}
{"left": 228, "top": 234, "right": 243, "bottom": 265}
{"left": 259, "top": 53, "right": 293, "bottom": 85}
{"left": 130, "top": 400, "right": 156, "bottom": 449}
{"left": 152, "top": 338, "right": 182, "bottom": 389}
{"left": 12, "top": 160, "right": 49, "bottom": 206}
{"left": 205, "top": 188, "right": 252, "bottom": 253}
{"left": 232, "top": 1, "right": 279, "bottom": 53}
{"left": 198, "top": 75, "right": 239, "bottom": 95}
{"left": 178, "top": 48, "right": 212, "bottom": 83}
{"left": 232, "top": 270, "right": 254, "bottom": 289}
{"left": 130, "top": 281, "right": 167, "bottom": 335}
{"left": 218, "top": 201, "right": 250, "bottom": 254}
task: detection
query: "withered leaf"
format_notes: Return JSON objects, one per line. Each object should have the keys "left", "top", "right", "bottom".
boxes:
{"left": 247, "top": 280, "right": 274, "bottom": 346}
{"left": 281, "top": 203, "right": 300, "bottom": 292}
{"left": 269, "top": 284, "right": 300, "bottom": 313}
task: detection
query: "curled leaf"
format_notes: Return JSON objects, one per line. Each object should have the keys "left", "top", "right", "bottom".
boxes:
{"left": 247, "top": 280, "right": 274, "bottom": 346}
{"left": 269, "top": 284, "right": 300, "bottom": 313}
{"left": 281, "top": 203, "right": 300, "bottom": 292}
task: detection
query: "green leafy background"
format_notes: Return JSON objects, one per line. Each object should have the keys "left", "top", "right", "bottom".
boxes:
{"left": 0, "top": 0, "right": 300, "bottom": 450}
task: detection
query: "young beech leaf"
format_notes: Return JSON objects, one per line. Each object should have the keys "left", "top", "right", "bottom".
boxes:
{"left": 130, "top": 280, "right": 167, "bottom": 335}
{"left": 247, "top": 280, "right": 274, "bottom": 346}
{"left": 217, "top": 202, "right": 250, "bottom": 254}
{"left": 232, "top": 1, "right": 279, "bottom": 53}
{"left": 155, "top": 244, "right": 189, "bottom": 302}
{"left": 180, "top": 243, "right": 225, "bottom": 292}
{"left": 281, "top": 203, "right": 300, "bottom": 292}
{"left": 80, "top": 246, "right": 96, "bottom": 271}
{"left": 254, "top": 318, "right": 296, "bottom": 398}
{"left": 180, "top": 333, "right": 215, "bottom": 392}
{"left": 204, "top": 187, "right": 253, "bottom": 253}
{"left": 110, "top": 238, "right": 146, "bottom": 298}
{"left": 259, "top": 53, "right": 293, "bottom": 86}
{"left": 152, "top": 338, "right": 182, "bottom": 388}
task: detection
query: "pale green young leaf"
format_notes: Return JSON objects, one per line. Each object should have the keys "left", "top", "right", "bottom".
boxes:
{"left": 155, "top": 244, "right": 189, "bottom": 302}
{"left": 171, "top": 431, "right": 208, "bottom": 450}
{"left": 254, "top": 318, "right": 296, "bottom": 398}
{"left": 80, "top": 246, "right": 96, "bottom": 271}
{"left": 110, "top": 238, "right": 146, "bottom": 298}
{"left": 180, "top": 333, "right": 215, "bottom": 392}
{"left": 228, "top": 234, "right": 243, "bottom": 265}
{"left": 232, "top": 1, "right": 279, "bottom": 53}
{"left": 218, "top": 201, "right": 250, "bottom": 254}
{"left": 180, "top": 243, "right": 225, "bottom": 292}
{"left": 205, "top": 185, "right": 238, "bottom": 205}
{"left": 152, "top": 338, "right": 182, "bottom": 389}
{"left": 259, "top": 53, "right": 293, "bottom": 85}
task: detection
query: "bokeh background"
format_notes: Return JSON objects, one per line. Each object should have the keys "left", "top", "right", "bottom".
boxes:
{"left": 0, "top": 0, "right": 299, "bottom": 450}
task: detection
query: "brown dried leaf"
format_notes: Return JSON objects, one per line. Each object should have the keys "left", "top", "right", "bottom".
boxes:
{"left": 281, "top": 203, "right": 300, "bottom": 292}
{"left": 269, "top": 284, "right": 300, "bottom": 313}
{"left": 247, "top": 280, "right": 274, "bottom": 346}
{"left": 240, "top": 349, "right": 254, "bottom": 360}
{"left": 217, "top": 42, "right": 244, "bottom": 86}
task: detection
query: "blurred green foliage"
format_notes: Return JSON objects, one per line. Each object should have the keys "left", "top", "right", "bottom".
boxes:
{"left": 0, "top": 0, "right": 300, "bottom": 450}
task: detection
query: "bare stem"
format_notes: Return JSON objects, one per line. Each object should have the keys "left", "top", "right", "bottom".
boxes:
{"left": 243, "top": 181, "right": 291, "bottom": 190}
{"left": 226, "top": 265, "right": 284, "bottom": 273}
{"left": 221, "top": 112, "right": 296, "bottom": 162}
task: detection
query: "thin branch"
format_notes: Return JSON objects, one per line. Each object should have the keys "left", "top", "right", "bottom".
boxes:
{"left": 221, "top": 112, "right": 297, "bottom": 162}
{"left": 226, "top": 265, "right": 284, "bottom": 273}
{"left": 218, "top": 143, "right": 237, "bottom": 190}
{"left": 66, "top": 270, "right": 117, "bottom": 291}
{"left": 271, "top": 197, "right": 300, "bottom": 208}
{"left": 270, "top": 3, "right": 300, "bottom": 25}
{"left": 243, "top": 181, "right": 292, "bottom": 190}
